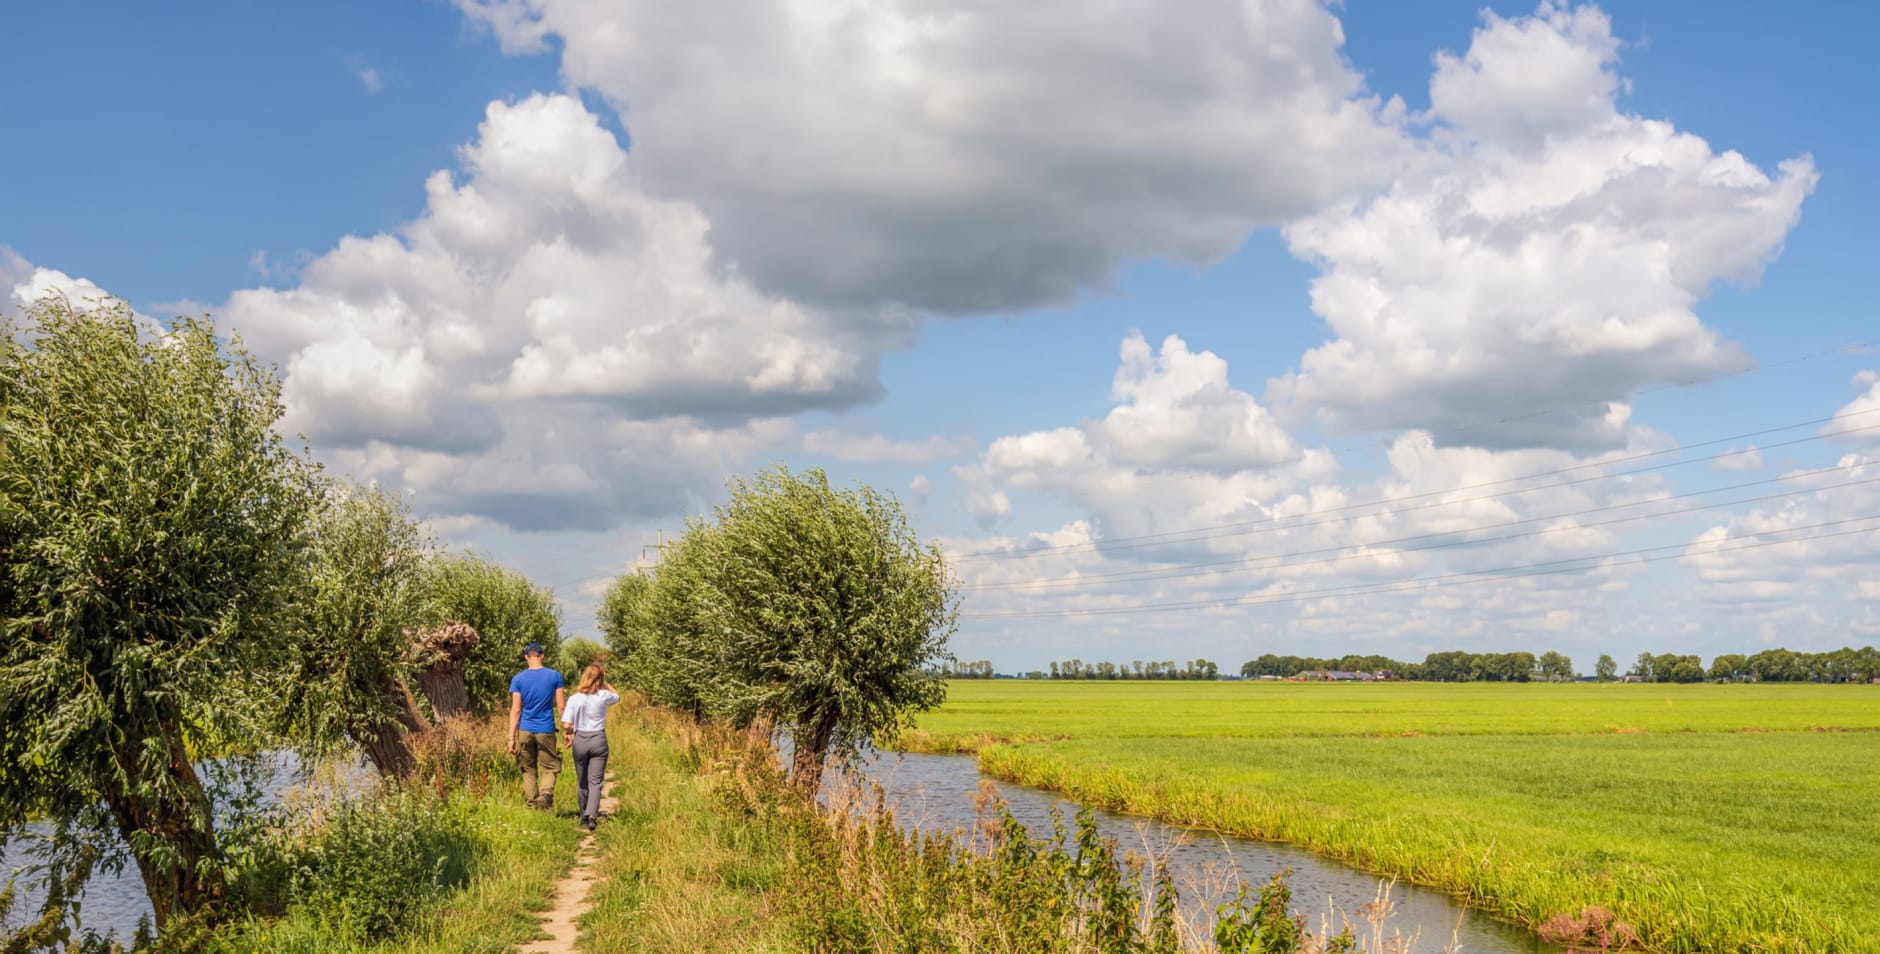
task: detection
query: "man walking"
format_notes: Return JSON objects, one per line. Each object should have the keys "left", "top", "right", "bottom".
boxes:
{"left": 508, "top": 642, "right": 566, "bottom": 809}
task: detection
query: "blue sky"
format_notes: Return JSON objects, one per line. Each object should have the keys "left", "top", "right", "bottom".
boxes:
{"left": 6, "top": 0, "right": 1878, "bottom": 670}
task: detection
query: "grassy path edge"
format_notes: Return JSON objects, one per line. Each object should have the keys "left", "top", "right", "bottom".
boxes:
{"left": 572, "top": 703, "right": 791, "bottom": 954}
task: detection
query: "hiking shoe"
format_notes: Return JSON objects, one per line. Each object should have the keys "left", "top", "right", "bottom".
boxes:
{"left": 582, "top": 816, "right": 597, "bottom": 831}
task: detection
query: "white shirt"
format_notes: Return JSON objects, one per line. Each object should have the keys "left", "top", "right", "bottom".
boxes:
{"left": 560, "top": 689, "right": 620, "bottom": 733}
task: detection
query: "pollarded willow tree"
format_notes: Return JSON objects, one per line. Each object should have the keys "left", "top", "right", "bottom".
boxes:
{"left": 0, "top": 299, "right": 319, "bottom": 929}
{"left": 415, "top": 553, "right": 563, "bottom": 714}
{"left": 654, "top": 466, "right": 959, "bottom": 789}
{"left": 279, "top": 482, "right": 435, "bottom": 777}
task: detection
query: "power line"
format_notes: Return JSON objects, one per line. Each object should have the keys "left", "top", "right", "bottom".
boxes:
{"left": 962, "top": 463, "right": 1880, "bottom": 592}
{"left": 953, "top": 409, "right": 1880, "bottom": 564}
{"left": 962, "top": 512, "right": 1880, "bottom": 620}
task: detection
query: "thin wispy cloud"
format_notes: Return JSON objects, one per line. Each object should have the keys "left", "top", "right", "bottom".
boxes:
{"left": 348, "top": 53, "right": 383, "bottom": 94}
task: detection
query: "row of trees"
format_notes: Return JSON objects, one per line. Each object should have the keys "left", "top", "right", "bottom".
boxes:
{"left": 1625, "top": 647, "right": 1880, "bottom": 683}
{"left": 1241, "top": 651, "right": 1574, "bottom": 682}
{"left": 1046, "top": 658, "right": 1220, "bottom": 680}
{"left": 1241, "top": 648, "right": 1880, "bottom": 683}
{"left": 597, "top": 466, "right": 958, "bottom": 789}
{"left": 948, "top": 659, "right": 997, "bottom": 678}
{"left": 0, "top": 301, "right": 561, "bottom": 932}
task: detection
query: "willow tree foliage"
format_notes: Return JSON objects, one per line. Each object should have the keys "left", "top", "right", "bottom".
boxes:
{"left": 595, "top": 572, "right": 655, "bottom": 665}
{"left": 632, "top": 467, "right": 958, "bottom": 788}
{"left": 601, "top": 553, "right": 714, "bottom": 718}
{"left": 0, "top": 299, "right": 318, "bottom": 928}
{"left": 414, "top": 552, "right": 562, "bottom": 713}
{"left": 279, "top": 483, "right": 434, "bottom": 777}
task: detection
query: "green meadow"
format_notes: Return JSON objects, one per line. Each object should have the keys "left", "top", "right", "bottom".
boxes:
{"left": 904, "top": 681, "right": 1880, "bottom": 953}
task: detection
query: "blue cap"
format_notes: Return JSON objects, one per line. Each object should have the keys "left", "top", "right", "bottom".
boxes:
{"left": 523, "top": 642, "right": 545, "bottom": 657}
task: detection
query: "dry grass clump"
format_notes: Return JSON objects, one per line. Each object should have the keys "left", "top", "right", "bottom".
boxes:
{"left": 408, "top": 712, "right": 513, "bottom": 797}
{"left": 1537, "top": 906, "right": 1640, "bottom": 951}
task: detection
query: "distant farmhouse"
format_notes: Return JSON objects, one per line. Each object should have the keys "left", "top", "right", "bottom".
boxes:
{"left": 1289, "top": 669, "right": 1396, "bottom": 682}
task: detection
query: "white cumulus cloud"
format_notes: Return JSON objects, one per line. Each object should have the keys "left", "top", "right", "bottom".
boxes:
{"left": 1712, "top": 446, "right": 1764, "bottom": 472}
{"left": 1827, "top": 374, "right": 1880, "bottom": 445}
{"left": 223, "top": 94, "right": 915, "bottom": 530}
{"left": 1269, "top": 2, "right": 1816, "bottom": 449}
{"left": 455, "top": 0, "right": 1407, "bottom": 313}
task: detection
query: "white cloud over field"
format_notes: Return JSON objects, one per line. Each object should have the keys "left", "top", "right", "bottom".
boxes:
{"left": 1268, "top": 2, "right": 1815, "bottom": 449}
{"left": 221, "top": 95, "right": 911, "bottom": 529}
{"left": 951, "top": 329, "right": 1681, "bottom": 650}
{"left": 455, "top": 0, "right": 1407, "bottom": 313}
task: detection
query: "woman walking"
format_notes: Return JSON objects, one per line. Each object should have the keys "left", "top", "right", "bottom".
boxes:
{"left": 560, "top": 664, "right": 621, "bottom": 831}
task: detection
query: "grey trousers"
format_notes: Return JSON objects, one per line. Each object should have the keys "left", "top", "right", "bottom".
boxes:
{"left": 571, "top": 730, "right": 609, "bottom": 820}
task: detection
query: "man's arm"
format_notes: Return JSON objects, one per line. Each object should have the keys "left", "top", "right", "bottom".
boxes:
{"left": 554, "top": 687, "right": 568, "bottom": 730}
{"left": 507, "top": 691, "right": 522, "bottom": 754}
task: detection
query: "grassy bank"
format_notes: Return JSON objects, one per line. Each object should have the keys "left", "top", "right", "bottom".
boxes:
{"left": 205, "top": 718, "right": 585, "bottom": 954}
{"left": 903, "top": 681, "right": 1878, "bottom": 952}
{"left": 581, "top": 700, "right": 1424, "bottom": 953}
{"left": 576, "top": 703, "right": 791, "bottom": 953}
{"left": 210, "top": 786, "right": 581, "bottom": 953}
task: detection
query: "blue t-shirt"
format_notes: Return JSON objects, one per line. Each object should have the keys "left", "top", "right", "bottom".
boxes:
{"left": 509, "top": 668, "right": 565, "bottom": 733}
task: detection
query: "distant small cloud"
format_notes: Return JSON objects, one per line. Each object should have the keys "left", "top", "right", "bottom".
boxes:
{"left": 347, "top": 53, "right": 383, "bottom": 94}
{"left": 1711, "top": 445, "right": 1763, "bottom": 472}
{"left": 1855, "top": 369, "right": 1878, "bottom": 389}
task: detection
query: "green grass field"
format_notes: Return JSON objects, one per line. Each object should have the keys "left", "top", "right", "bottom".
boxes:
{"left": 903, "top": 681, "right": 1880, "bottom": 953}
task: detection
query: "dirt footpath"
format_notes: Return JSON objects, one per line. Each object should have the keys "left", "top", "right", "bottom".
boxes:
{"left": 520, "top": 773, "right": 618, "bottom": 954}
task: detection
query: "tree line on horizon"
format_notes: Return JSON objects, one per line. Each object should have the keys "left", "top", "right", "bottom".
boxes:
{"left": 1240, "top": 647, "right": 1880, "bottom": 683}
{"left": 952, "top": 646, "right": 1880, "bottom": 684}
{"left": 1637, "top": 647, "right": 1880, "bottom": 683}
{"left": 1245, "top": 650, "right": 1574, "bottom": 682}
{"left": 1040, "top": 658, "right": 1222, "bottom": 680}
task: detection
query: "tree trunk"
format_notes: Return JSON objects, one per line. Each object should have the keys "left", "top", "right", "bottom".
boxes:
{"left": 409, "top": 621, "right": 480, "bottom": 720}
{"left": 104, "top": 718, "right": 226, "bottom": 930}
{"left": 413, "top": 660, "right": 471, "bottom": 720}
{"left": 357, "top": 678, "right": 429, "bottom": 778}
{"left": 788, "top": 706, "right": 840, "bottom": 793}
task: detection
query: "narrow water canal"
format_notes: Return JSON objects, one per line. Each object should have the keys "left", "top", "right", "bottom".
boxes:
{"left": 853, "top": 749, "right": 1561, "bottom": 953}
{"left": 0, "top": 752, "right": 370, "bottom": 944}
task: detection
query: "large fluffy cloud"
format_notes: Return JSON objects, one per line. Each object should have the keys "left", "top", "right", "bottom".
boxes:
{"left": 951, "top": 330, "right": 1681, "bottom": 657}
{"left": 957, "top": 332, "right": 1328, "bottom": 536}
{"left": 1269, "top": 2, "right": 1816, "bottom": 449}
{"left": 224, "top": 94, "right": 911, "bottom": 529}
{"left": 456, "top": 0, "right": 1406, "bottom": 313}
